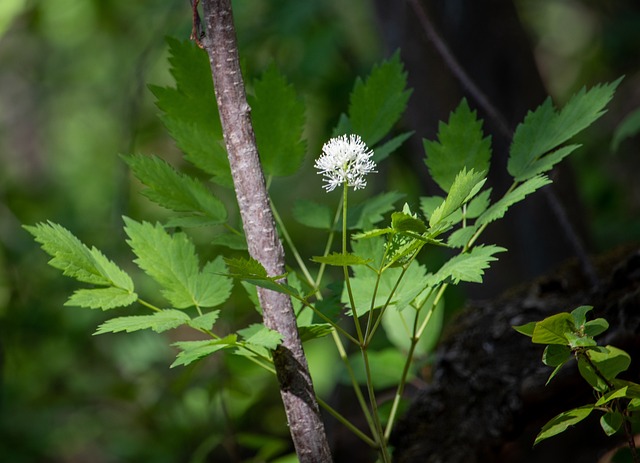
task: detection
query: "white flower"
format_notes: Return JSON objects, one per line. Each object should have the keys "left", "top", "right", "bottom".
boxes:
{"left": 314, "top": 134, "right": 376, "bottom": 192}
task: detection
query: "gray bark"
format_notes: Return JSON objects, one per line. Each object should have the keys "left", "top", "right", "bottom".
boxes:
{"left": 199, "top": 1, "right": 332, "bottom": 461}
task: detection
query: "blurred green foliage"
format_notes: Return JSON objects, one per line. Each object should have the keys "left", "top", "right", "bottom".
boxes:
{"left": 1, "top": 0, "right": 639, "bottom": 462}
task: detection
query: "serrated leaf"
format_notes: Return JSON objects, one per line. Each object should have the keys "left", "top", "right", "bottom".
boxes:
{"left": 123, "top": 154, "right": 227, "bottom": 223}
{"left": 171, "top": 335, "right": 237, "bottom": 367}
{"left": 511, "top": 144, "right": 580, "bottom": 182}
{"left": 124, "top": 218, "right": 231, "bottom": 309}
{"left": 476, "top": 175, "right": 552, "bottom": 227}
{"left": 238, "top": 324, "right": 283, "bottom": 350}
{"left": 426, "top": 245, "right": 506, "bottom": 286}
{"left": 391, "top": 211, "right": 428, "bottom": 234}
{"left": 424, "top": 99, "right": 492, "bottom": 192}
{"left": 188, "top": 311, "right": 221, "bottom": 331}
{"left": 25, "top": 222, "right": 134, "bottom": 290}
{"left": 297, "top": 324, "right": 334, "bottom": 342}
{"left": 249, "top": 66, "right": 306, "bottom": 177}
{"left": 429, "top": 168, "right": 487, "bottom": 227}
{"left": 66, "top": 287, "right": 138, "bottom": 310}
{"left": 349, "top": 52, "right": 412, "bottom": 146}
{"left": 311, "top": 252, "right": 371, "bottom": 267}
{"left": 509, "top": 79, "right": 621, "bottom": 181}
{"left": 534, "top": 405, "right": 594, "bottom": 445}
{"left": 149, "top": 38, "right": 232, "bottom": 187}
{"left": 293, "top": 200, "right": 333, "bottom": 230}
{"left": 447, "top": 226, "right": 478, "bottom": 248}
{"left": 95, "top": 309, "right": 191, "bottom": 335}
{"left": 224, "top": 256, "right": 268, "bottom": 278}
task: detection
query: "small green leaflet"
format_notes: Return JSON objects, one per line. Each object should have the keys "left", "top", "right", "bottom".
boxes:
{"left": 349, "top": 52, "right": 412, "bottom": 147}
{"left": 426, "top": 245, "right": 506, "bottom": 286}
{"left": 171, "top": 335, "right": 237, "bottom": 368}
{"left": 94, "top": 309, "right": 191, "bottom": 335}
{"left": 249, "top": 66, "right": 306, "bottom": 177}
{"left": 24, "top": 221, "right": 135, "bottom": 294}
{"left": 600, "top": 411, "right": 623, "bottom": 436}
{"left": 124, "top": 218, "right": 232, "bottom": 309}
{"left": 531, "top": 312, "right": 574, "bottom": 345}
{"left": 149, "top": 38, "right": 232, "bottom": 187}
{"left": 476, "top": 175, "right": 552, "bottom": 227}
{"left": 123, "top": 154, "right": 227, "bottom": 225}
{"left": 188, "top": 311, "right": 221, "bottom": 331}
{"left": 238, "top": 324, "right": 283, "bottom": 350}
{"left": 66, "top": 287, "right": 137, "bottom": 310}
{"left": 534, "top": 405, "right": 594, "bottom": 445}
{"left": 508, "top": 79, "right": 621, "bottom": 181}
{"left": 424, "top": 98, "right": 492, "bottom": 192}
{"left": 224, "top": 257, "right": 298, "bottom": 296}
{"left": 429, "top": 168, "right": 487, "bottom": 227}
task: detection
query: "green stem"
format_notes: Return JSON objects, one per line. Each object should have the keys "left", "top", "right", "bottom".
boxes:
{"left": 342, "top": 184, "right": 364, "bottom": 344}
{"left": 316, "top": 396, "right": 377, "bottom": 448}
{"left": 361, "top": 348, "right": 391, "bottom": 463}
{"left": 314, "top": 200, "right": 343, "bottom": 290}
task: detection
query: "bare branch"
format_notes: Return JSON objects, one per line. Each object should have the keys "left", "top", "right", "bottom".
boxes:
{"left": 198, "top": 0, "right": 333, "bottom": 461}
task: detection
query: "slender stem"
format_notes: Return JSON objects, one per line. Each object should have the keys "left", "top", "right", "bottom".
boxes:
{"left": 315, "top": 200, "right": 343, "bottom": 290}
{"left": 361, "top": 348, "right": 391, "bottom": 463}
{"left": 316, "top": 396, "right": 377, "bottom": 448}
{"left": 342, "top": 184, "right": 364, "bottom": 344}
{"left": 271, "top": 199, "right": 316, "bottom": 287}
{"left": 137, "top": 298, "right": 163, "bottom": 312}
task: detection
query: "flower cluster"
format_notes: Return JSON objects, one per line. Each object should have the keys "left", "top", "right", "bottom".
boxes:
{"left": 314, "top": 134, "right": 377, "bottom": 192}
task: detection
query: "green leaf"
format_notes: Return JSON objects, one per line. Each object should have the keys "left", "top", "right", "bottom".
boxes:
{"left": 601, "top": 411, "right": 624, "bottom": 436}
{"left": 341, "top": 348, "right": 412, "bottom": 389}
{"left": 298, "top": 324, "right": 334, "bottom": 342}
{"left": 211, "top": 233, "right": 247, "bottom": 250}
{"left": 95, "top": 309, "right": 191, "bottom": 335}
{"left": 429, "top": 168, "right": 487, "bottom": 227}
{"left": 124, "top": 218, "right": 232, "bottom": 309}
{"left": 391, "top": 209, "right": 428, "bottom": 234}
{"left": 579, "top": 346, "right": 631, "bottom": 391}
{"left": 543, "top": 344, "right": 572, "bottom": 367}
{"left": 25, "top": 222, "right": 134, "bottom": 290}
{"left": 149, "top": 38, "right": 231, "bottom": 187}
{"left": 238, "top": 324, "right": 283, "bottom": 350}
{"left": 349, "top": 52, "right": 412, "bottom": 146}
{"left": 373, "top": 131, "right": 413, "bottom": 162}
{"left": 534, "top": 405, "right": 594, "bottom": 445}
{"left": 513, "top": 321, "right": 537, "bottom": 337}
{"left": 426, "top": 245, "right": 506, "bottom": 286}
{"left": 66, "top": 287, "right": 138, "bottom": 310}
{"left": 510, "top": 144, "right": 581, "bottom": 182}
{"left": 531, "top": 312, "right": 574, "bottom": 345}
{"left": 345, "top": 191, "right": 404, "bottom": 230}
{"left": 249, "top": 66, "right": 306, "bottom": 177}
{"left": 123, "top": 154, "right": 227, "bottom": 224}
{"left": 595, "top": 386, "right": 630, "bottom": 406}
{"left": 509, "top": 79, "right": 621, "bottom": 181}
{"left": 612, "top": 107, "right": 640, "bottom": 153}
{"left": 171, "top": 335, "right": 237, "bottom": 368}
{"left": 311, "top": 252, "right": 371, "bottom": 267}
{"left": 447, "top": 225, "right": 479, "bottom": 249}
{"left": 188, "top": 311, "right": 221, "bottom": 331}
{"left": 571, "top": 305, "right": 593, "bottom": 328}
{"left": 424, "top": 98, "right": 492, "bottom": 192}
{"left": 585, "top": 318, "right": 609, "bottom": 337}
{"left": 293, "top": 200, "right": 333, "bottom": 230}
{"left": 382, "top": 292, "right": 444, "bottom": 356}
{"left": 224, "top": 256, "right": 269, "bottom": 279}
{"left": 476, "top": 175, "right": 552, "bottom": 227}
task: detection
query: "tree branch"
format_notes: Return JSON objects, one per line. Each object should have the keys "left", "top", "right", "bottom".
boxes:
{"left": 198, "top": 1, "right": 332, "bottom": 461}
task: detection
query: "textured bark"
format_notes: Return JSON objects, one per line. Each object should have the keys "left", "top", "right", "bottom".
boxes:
{"left": 199, "top": 1, "right": 332, "bottom": 461}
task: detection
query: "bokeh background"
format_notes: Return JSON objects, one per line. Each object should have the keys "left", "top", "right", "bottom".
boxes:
{"left": 1, "top": 0, "right": 639, "bottom": 462}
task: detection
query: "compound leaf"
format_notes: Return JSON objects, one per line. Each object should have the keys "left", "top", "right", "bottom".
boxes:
{"left": 171, "top": 335, "right": 237, "bottom": 368}
{"left": 94, "top": 309, "right": 191, "bottom": 335}
{"left": 66, "top": 287, "right": 138, "bottom": 310}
